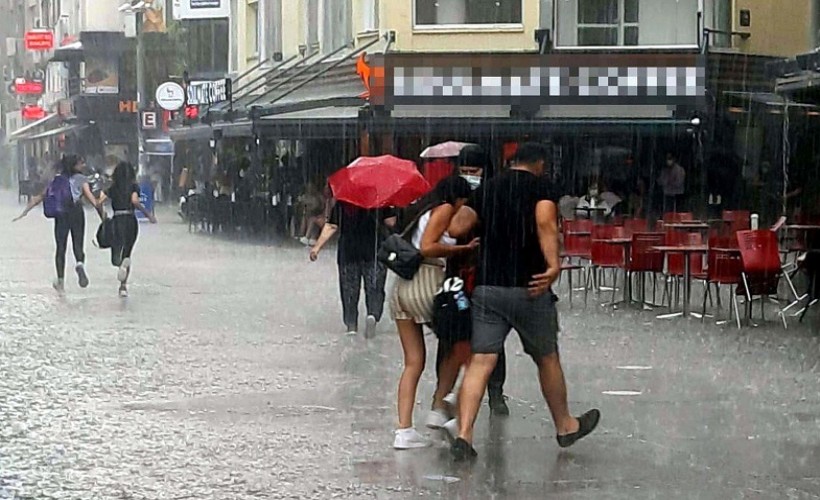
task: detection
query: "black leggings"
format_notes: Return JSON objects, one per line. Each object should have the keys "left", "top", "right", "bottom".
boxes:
{"left": 54, "top": 205, "right": 86, "bottom": 279}
{"left": 110, "top": 215, "right": 139, "bottom": 266}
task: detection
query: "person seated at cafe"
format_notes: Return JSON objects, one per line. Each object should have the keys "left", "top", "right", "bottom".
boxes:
{"left": 298, "top": 180, "right": 327, "bottom": 246}
{"left": 576, "top": 182, "right": 613, "bottom": 219}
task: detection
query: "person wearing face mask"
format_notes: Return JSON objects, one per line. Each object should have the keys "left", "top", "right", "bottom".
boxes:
{"left": 575, "top": 181, "right": 612, "bottom": 220}
{"left": 427, "top": 146, "right": 512, "bottom": 432}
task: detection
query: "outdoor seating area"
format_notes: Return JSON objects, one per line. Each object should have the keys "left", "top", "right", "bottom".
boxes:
{"left": 560, "top": 211, "right": 820, "bottom": 328}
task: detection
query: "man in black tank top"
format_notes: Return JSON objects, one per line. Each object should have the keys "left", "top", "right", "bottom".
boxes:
{"left": 447, "top": 142, "right": 601, "bottom": 460}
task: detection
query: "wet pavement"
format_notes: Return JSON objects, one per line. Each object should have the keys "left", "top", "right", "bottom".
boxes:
{"left": 1, "top": 190, "right": 820, "bottom": 499}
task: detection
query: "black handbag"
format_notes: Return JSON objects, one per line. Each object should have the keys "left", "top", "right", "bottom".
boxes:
{"left": 377, "top": 208, "right": 429, "bottom": 280}
{"left": 96, "top": 218, "right": 113, "bottom": 249}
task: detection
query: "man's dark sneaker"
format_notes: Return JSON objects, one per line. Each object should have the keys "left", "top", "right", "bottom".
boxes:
{"left": 488, "top": 393, "right": 510, "bottom": 416}
{"left": 451, "top": 438, "right": 477, "bottom": 462}
{"left": 556, "top": 409, "right": 601, "bottom": 448}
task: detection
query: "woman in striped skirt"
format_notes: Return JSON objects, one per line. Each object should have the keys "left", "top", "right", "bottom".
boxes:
{"left": 391, "top": 176, "right": 478, "bottom": 450}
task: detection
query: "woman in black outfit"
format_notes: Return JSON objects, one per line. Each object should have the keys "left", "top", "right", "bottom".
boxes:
{"left": 97, "top": 162, "right": 157, "bottom": 297}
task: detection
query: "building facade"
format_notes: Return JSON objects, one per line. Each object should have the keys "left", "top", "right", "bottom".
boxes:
{"left": 164, "top": 0, "right": 820, "bottom": 232}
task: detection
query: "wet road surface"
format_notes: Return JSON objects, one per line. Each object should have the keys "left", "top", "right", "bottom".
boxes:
{"left": 1, "top": 191, "right": 820, "bottom": 499}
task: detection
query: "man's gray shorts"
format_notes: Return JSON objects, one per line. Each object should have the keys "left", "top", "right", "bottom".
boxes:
{"left": 471, "top": 286, "right": 560, "bottom": 359}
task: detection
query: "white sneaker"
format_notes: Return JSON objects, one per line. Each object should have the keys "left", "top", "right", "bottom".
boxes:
{"left": 442, "top": 419, "right": 459, "bottom": 440}
{"left": 299, "top": 237, "right": 310, "bottom": 246}
{"left": 118, "top": 284, "right": 128, "bottom": 298}
{"left": 393, "top": 428, "right": 431, "bottom": 449}
{"left": 364, "top": 315, "right": 377, "bottom": 339}
{"left": 346, "top": 330, "right": 358, "bottom": 336}
{"left": 117, "top": 258, "right": 131, "bottom": 283}
{"left": 443, "top": 392, "right": 458, "bottom": 407}
{"left": 425, "top": 409, "right": 450, "bottom": 430}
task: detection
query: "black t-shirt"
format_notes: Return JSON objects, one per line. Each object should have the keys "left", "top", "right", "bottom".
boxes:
{"left": 107, "top": 184, "right": 140, "bottom": 212}
{"left": 329, "top": 202, "right": 393, "bottom": 264}
{"left": 468, "top": 170, "right": 559, "bottom": 288}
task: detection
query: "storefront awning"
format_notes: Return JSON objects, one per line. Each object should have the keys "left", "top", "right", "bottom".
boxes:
{"left": 213, "top": 119, "right": 252, "bottom": 138}
{"left": 254, "top": 106, "right": 361, "bottom": 138}
{"left": 23, "top": 123, "right": 85, "bottom": 141}
{"left": 168, "top": 124, "right": 213, "bottom": 142}
{"left": 8, "top": 113, "right": 59, "bottom": 141}
{"left": 144, "top": 138, "right": 174, "bottom": 156}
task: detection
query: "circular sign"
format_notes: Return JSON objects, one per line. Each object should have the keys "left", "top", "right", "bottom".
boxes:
{"left": 155, "top": 82, "right": 185, "bottom": 111}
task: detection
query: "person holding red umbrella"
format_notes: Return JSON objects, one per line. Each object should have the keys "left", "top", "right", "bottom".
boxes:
{"left": 310, "top": 156, "right": 431, "bottom": 338}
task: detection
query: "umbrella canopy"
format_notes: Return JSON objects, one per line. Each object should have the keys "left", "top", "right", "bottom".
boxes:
{"left": 329, "top": 155, "right": 431, "bottom": 209}
{"left": 420, "top": 141, "right": 477, "bottom": 159}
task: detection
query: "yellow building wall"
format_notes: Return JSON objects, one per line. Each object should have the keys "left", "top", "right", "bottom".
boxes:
{"left": 379, "top": 0, "right": 540, "bottom": 53}
{"left": 733, "top": 0, "right": 813, "bottom": 57}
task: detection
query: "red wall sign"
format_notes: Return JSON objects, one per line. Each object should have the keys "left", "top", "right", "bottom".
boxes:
{"left": 22, "top": 105, "right": 46, "bottom": 121}
{"left": 13, "top": 78, "right": 44, "bottom": 95}
{"left": 25, "top": 30, "right": 55, "bottom": 51}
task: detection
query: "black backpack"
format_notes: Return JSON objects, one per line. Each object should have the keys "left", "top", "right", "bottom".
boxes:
{"left": 432, "top": 277, "right": 472, "bottom": 341}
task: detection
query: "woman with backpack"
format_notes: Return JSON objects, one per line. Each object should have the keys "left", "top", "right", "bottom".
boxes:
{"left": 13, "top": 155, "right": 99, "bottom": 293}
{"left": 390, "top": 176, "right": 478, "bottom": 450}
{"left": 96, "top": 161, "right": 157, "bottom": 297}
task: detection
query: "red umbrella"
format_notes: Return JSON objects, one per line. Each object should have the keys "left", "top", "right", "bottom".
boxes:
{"left": 329, "top": 155, "right": 431, "bottom": 209}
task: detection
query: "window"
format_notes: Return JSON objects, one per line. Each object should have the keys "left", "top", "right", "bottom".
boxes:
{"left": 305, "top": 0, "right": 319, "bottom": 51}
{"left": 576, "top": 0, "right": 638, "bottom": 46}
{"left": 262, "top": 0, "right": 283, "bottom": 61}
{"left": 321, "top": 0, "right": 351, "bottom": 54}
{"left": 362, "top": 0, "right": 379, "bottom": 32}
{"left": 415, "top": 0, "right": 522, "bottom": 26}
{"left": 556, "top": 0, "right": 698, "bottom": 47}
{"left": 246, "top": 0, "right": 259, "bottom": 58}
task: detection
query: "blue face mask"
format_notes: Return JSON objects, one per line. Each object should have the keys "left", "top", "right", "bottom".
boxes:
{"left": 461, "top": 174, "right": 481, "bottom": 190}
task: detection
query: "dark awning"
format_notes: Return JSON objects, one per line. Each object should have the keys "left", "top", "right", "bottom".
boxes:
{"left": 168, "top": 124, "right": 213, "bottom": 142}
{"left": 254, "top": 106, "right": 361, "bottom": 138}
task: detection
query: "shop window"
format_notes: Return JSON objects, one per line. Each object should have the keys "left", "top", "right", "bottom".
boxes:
{"left": 556, "top": 0, "right": 698, "bottom": 47}
{"left": 415, "top": 0, "right": 523, "bottom": 27}
{"left": 305, "top": 0, "right": 320, "bottom": 52}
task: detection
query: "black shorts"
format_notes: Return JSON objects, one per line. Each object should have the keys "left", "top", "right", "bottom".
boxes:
{"left": 471, "top": 286, "right": 560, "bottom": 359}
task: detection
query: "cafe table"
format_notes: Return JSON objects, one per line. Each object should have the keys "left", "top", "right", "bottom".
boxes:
{"left": 652, "top": 244, "right": 709, "bottom": 319}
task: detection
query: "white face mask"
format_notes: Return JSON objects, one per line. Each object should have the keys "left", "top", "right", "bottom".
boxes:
{"left": 461, "top": 174, "right": 481, "bottom": 190}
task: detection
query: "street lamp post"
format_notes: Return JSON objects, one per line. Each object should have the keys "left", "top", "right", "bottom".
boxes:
{"left": 120, "top": 1, "right": 147, "bottom": 177}
{"left": 135, "top": 9, "right": 146, "bottom": 178}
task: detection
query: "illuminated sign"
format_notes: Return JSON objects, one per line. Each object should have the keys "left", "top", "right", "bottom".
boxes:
{"left": 186, "top": 79, "right": 230, "bottom": 106}
{"left": 22, "top": 105, "right": 46, "bottom": 120}
{"left": 24, "top": 30, "right": 54, "bottom": 50}
{"left": 12, "top": 78, "right": 44, "bottom": 95}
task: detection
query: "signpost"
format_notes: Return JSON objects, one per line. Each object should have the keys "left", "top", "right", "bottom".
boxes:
{"left": 155, "top": 82, "right": 186, "bottom": 111}
{"left": 141, "top": 111, "right": 157, "bottom": 129}
{"left": 186, "top": 78, "right": 231, "bottom": 106}
{"left": 22, "top": 105, "right": 46, "bottom": 121}
{"left": 24, "top": 30, "right": 54, "bottom": 51}
{"left": 12, "top": 78, "right": 44, "bottom": 95}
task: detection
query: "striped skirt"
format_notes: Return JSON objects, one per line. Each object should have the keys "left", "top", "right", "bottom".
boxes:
{"left": 390, "top": 263, "right": 445, "bottom": 324}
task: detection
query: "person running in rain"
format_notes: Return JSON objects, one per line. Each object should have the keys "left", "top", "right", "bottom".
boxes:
{"left": 13, "top": 155, "right": 98, "bottom": 293}
{"left": 389, "top": 176, "right": 478, "bottom": 449}
{"left": 310, "top": 201, "right": 394, "bottom": 337}
{"left": 96, "top": 162, "right": 157, "bottom": 297}
{"left": 448, "top": 142, "right": 600, "bottom": 460}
